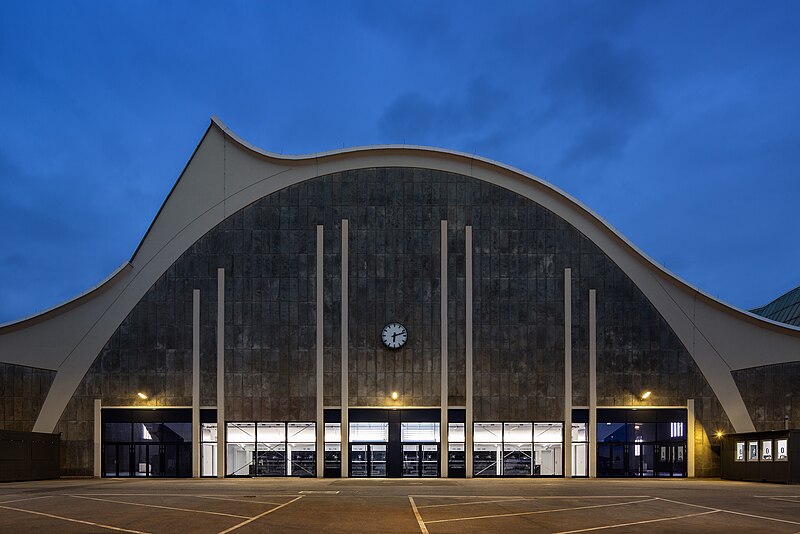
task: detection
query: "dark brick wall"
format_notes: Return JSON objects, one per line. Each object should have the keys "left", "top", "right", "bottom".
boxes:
{"left": 733, "top": 362, "right": 800, "bottom": 430}
{"left": 0, "top": 362, "right": 54, "bottom": 432}
{"left": 54, "top": 166, "right": 731, "bottom": 476}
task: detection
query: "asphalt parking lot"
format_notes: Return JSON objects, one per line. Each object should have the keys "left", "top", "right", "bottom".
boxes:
{"left": 0, "top": 477, "right": 797, "bottom": 533}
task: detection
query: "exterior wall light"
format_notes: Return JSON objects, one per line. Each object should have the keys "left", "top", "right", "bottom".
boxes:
{"left": 391, "top": 391, "right": 399, "bottom": 400}
{"left": 137, "top": 392, "right": 148, "bottom": 400}
{"left": 715, "top": 430, "right": 724, "bottom": 439}
{"left": 640, "top": 391, "right": 652, "bottom": 400}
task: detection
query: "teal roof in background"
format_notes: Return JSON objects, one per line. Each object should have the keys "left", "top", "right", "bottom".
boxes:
{"left": 751, "top": 285, "right": 800, "bottom": 327}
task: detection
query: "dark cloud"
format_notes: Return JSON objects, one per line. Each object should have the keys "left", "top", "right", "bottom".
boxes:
{"left": 541, "top": 40, "right": 657, "bottom": 170}
{"left": 378, "top": 77, "right": 512, "bottom": 149}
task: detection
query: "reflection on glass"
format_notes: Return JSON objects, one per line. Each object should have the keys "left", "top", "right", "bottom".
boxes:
{"left": 103, "top": 422, "right": 132, "bottom": 442}
{"left": 134, "top": 422, "right": 161, "bottom": 442}
{"left": 162, "top": 422, "right": 192, "bottom": 442}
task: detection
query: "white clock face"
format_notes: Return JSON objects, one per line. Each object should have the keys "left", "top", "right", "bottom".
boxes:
{"left": 381, "top": 322, "right": 408, "bottom": 349}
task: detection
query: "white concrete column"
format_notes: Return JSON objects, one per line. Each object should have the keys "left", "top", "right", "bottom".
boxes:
{"left": 465, "top": 225, "right": 474, "bottom": 478}
{"left": 564, "top": 268, "right": 572, "bottom": 477}
{"left": 589, "top": 289, "right": 597, "bottom": 478}
{"left": 316, "top": 225, "right": 324, "bottom": 478}
{"left": 93, "top": 399, "right": 102, "bottom": 478}
{"left": 687, "top": 398, "right": 696, "bottom": 477}
{"left": 216, "top": 268, "right": 225, "bottom": 478}
{"left": 340, "top": 219, "right": 349, "bottom": 477}
{"left": 192, "top": 289, "right": 200, "bottom": 478}
{"left": 440, "top": 220, "right": 449, "bottom": 478}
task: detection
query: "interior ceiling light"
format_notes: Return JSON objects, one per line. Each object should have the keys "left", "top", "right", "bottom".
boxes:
{"left": 137, "top": 392, "right": 148, "bottom": 400}
{"left": 391, "top": 391, "right": 399, "bottom": 400}
{"left": 640, "top": 391, "right": 652, "bottom": 400}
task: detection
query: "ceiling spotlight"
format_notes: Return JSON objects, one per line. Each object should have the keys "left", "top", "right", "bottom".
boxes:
{"left": 640, "top": 391, "right": 652, "bottom": 400}
{"left": 391, "top": 391, "right": 399, "bottom": 400}
{"left": 137, "top": 392, "right": 148, "bottom": 400}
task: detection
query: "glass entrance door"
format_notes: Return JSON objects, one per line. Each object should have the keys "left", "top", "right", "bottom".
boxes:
{"left": 400, "top": 444, "right": 439, "bottom": 477}
{"left": 403, "top": 445, "right": 420, "bottom": 476}
{"left": 349, "top": 444, "right": 387, "bottom": 477}
{"left": 656, "top": 444, "right": 686, "bottom": 476}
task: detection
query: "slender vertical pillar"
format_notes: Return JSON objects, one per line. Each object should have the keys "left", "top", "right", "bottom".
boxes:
{"left": 440, "top": 220, "right": 449, "bottom": 478}
{"left": 340, "top": 219, "right": 349, "bottom": 477}
{"left": 465, "top": 226, "right": 474, "bottom": 478}
{"left": 216, "top": 268, "right": 225, "bottom": 478}
{"left": 588, "top": 289, "right": 597, "bottom": 478}
{"left": 687, "top": 398, "right": 696, "bottom": 477}
{"left": 192, "top": 289, "right": 200, "bottom": 478}
{"left": 93, "top": 399, "right": 102, "bottom": 477}
{"left": 316, "top": 225, "right": 325, "bottom": 478}
{"left": 564, "top": 268, "right": 572, "bottom": 477}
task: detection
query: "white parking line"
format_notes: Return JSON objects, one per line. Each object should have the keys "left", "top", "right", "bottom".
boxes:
{"left": 418, "top": 497, "right": 528, "bottom": 509}
{"left": 0, "top": 495, "right": 53, "bottom": 505}
{"left": 0, "top": 502, "right": 146, "bottom": 533}
{"left": 656, "top": 497, "right": 800, "bottom": 526}
{"left": 69, "top": 495, "right": 251, "bottom": 519}
{"left": 217, "top": 495, "right": 304, "bottom": 534}
{"left": 553, "top": 510, "right": 720, "bottom": 533}
{"left": 764, "top": 497, "right": 800, "bottom": 504}
{"left": 193, "top": 495, "right": 289, "bottom": 506}
{"left": 423, "top": 497, "right": 658, "bottom": 524}
{"left": 70, "top": 492, "right": 297, "bottom": 502}
{"left": 408, "top": 496, "right": 429, "bottom": 534}
{"left": 410, "top": 494, "right": 653, "bottom": 499}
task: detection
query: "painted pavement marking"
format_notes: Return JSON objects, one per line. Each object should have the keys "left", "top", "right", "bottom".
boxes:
{"left": 655, "top": 496, "right": 800, "bottom": 526}
{"left": 69, "top": 494, "right": 251, "bottom": 519}
{"left": 0, "top": 502, "right": 147, "bottom": 533}
{"left": 217, "top": 495, "right": 304, "bottom": 534}
{"left": 422, "top": 497, "right": 659, "bottom": 525}
{"left": 553, "top": 510, "right": 720, "bottom": 533}
{"left": 408, "top": 496, "right": 430, "bottom": 534}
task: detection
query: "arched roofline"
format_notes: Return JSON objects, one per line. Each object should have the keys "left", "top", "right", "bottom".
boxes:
{"left": 5, "top": 116, "right": 797, "bottom": 336}
{"left": 212, "top": 115, "right": 799, "bottom": 336}
{"left": 0, "top": 262, "right": 132, "bottom": 332}
{"left": 1, "top": 115, "right": 794, "bottom": 434}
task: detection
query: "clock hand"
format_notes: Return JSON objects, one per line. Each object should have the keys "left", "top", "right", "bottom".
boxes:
{"left": 392, "top": 332, "right": 398, "bottom": 341}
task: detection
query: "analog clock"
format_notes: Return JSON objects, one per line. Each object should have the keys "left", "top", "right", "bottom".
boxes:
{"left": 381, "top": 322, "right": 408, "bottom": 349}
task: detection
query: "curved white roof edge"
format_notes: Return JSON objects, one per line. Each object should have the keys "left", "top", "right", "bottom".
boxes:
{"left": 212, "top": 115, "right": 800, "bottom": 335}
{"left": 0, "top": 262, "right": 133, "bottom": 331}
{"left": 0, "top": 115, "right": 794, "bottom": 435}
{"left": 4, "top": 116, "right": 797, "bottom": 335}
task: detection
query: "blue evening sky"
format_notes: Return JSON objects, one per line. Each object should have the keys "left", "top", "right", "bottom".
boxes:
{"left": 1, "top": 1, "right": 799, "bottom": 323}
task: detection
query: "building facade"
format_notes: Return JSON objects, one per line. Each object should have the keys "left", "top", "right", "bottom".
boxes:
{"left": 1, "top": 117, "right": 798, "bottom": 479}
